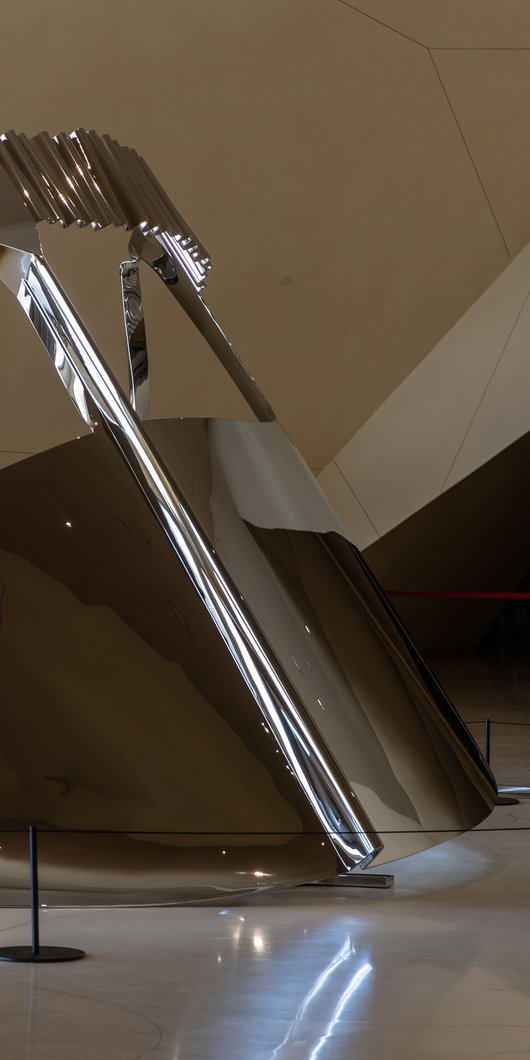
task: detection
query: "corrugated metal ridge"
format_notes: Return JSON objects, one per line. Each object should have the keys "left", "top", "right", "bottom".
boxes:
{"left": 0, "top": 128, "right": 211, "bottom": 287}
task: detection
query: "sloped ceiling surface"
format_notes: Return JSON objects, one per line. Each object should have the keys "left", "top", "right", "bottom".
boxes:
{"left": 351, "top": 1, "right": 530, "bottom": 48}
{"left": 0, "top": 1, "right": 527, "bottom": 473}
{"left": 319, "top": 243, "right": 530, "bottom": 547}
{"left": 432, "top": 50, "right": 530, "bottom": 257}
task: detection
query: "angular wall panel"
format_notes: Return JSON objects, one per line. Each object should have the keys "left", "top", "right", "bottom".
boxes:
{"left": 320, "top": 243, "right": 530, "bottom": 547}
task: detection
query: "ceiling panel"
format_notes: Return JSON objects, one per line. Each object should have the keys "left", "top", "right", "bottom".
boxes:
{"left": 317, "top": 462, "right": 377, "bottom": 548}
{"left": 445, "top": 292, "right": 530, "bottom": 489}
{"left": 433, "top": 50, "right": 530, "bottom": 258}
{"left": 320, "top": 242, "right": 530, "bottom": 539}
{"left": 353, "top": 1, "right": 530, "bottom": 48}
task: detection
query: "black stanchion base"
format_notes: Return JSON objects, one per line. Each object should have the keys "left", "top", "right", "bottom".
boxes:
{"left": 0, "top": 946, "right": 85, "bottom": 963}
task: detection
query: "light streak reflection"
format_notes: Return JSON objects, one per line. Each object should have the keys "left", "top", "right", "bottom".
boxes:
{"left": 271, "top": 937, "right": 371, "bottom": 1059}
{"left": 309, "top": 962, "right": 372, "bottom": 1060}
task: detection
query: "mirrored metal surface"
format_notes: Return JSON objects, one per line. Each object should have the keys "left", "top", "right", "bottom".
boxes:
{"left": 0, "top": 430, "right": 351, "bottom": 903}
{"left": 0, "top": 129, "right": 496, "bottom": 903}
{"left": 147, "top": 417, "right": 497, "bottom": 865}
{"left": 120, "top": 259, "right": 149, "bottom": 419}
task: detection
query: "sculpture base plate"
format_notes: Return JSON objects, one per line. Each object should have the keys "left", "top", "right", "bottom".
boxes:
{"left": 0, "top": 946, "right": 85, "bottom": 963}
{"left": 306, "top": 873, "right": 394, "bottom": 889}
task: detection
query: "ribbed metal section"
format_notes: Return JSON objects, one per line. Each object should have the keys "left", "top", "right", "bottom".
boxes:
{"left": 0, "top": 128, "right": 211, "bottom": 287}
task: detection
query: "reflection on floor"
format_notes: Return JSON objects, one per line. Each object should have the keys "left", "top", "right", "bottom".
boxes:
{"left": 0, "top": 670, "right": 529, "bottom": 1059}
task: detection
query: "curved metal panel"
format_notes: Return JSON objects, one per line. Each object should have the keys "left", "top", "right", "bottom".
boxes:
{"left": 147, "top": 417, "right": 497, "bottom": 865}
{"left": 0, "top": 129, "right": 497, "bottom": 903}
{"left": 0, "top": 435, "right": 342, "bottom": 903}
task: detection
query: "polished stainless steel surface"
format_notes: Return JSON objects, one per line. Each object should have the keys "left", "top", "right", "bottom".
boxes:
{"left": 129, "top": 227, "right": 274, "bottom": 421}
{"left": 120, "top": 258, "right": 149, "bottom": 418}
{"left": 147, "top": 417, "right": 496, "bottom": 865}
{"left": 0, "top": 129, "right": 496, "bottom": 903}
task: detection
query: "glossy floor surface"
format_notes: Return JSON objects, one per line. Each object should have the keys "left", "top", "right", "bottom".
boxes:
{"left": 0, "top": 661, "right": 528, "bottom": 1059}
{"left": 0, "top": 804, "right": 527, "bottom": 1057}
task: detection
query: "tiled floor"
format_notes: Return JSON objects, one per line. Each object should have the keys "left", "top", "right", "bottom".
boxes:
{"left": 0, "top": 665, "right": 529, "bottom": 1059}
{"left": 0, "top": 796, "right": 527, "bottom": 1058}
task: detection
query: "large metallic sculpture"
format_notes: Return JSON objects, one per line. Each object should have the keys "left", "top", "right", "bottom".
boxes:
{"left": 0, "top": 131, "right": 496, "bottom": 904}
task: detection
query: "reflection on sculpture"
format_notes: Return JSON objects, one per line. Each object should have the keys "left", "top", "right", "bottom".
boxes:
{"left": 0, "top": 131, "right": 496, "bottom": 904}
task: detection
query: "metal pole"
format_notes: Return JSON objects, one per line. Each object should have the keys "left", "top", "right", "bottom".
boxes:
{"left": 0, "top": 824, "right": 84, "bottom": 961}
{"left": 29, "top": 826, "right": 39, "bottom": 956}
{"left": 484, "top": 718, "right": 491, "bottom": 765}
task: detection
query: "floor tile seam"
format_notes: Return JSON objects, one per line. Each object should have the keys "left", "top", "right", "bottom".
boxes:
{"left": 6, "top": 977, "right": 165, "bottom": 1052}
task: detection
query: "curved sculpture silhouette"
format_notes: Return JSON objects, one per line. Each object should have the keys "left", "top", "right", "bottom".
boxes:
{"left": 0, "top": 130, "right": 496, "bottom": 904}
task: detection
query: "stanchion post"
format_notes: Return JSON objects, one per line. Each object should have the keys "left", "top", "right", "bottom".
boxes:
{"left": 0, "top": 825, "right": 85, "bottom": 963}
{"left": 29, "top": 826, "right": 39, "bottom": 956}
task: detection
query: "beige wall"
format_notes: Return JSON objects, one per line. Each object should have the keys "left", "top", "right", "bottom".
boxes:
{"left": 320, "top": 243, "right": 530, "bottom": 547}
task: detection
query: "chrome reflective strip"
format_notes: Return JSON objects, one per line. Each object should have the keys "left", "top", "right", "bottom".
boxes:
{"left": 15, "top": 251, "right": 379, "bottom": 867}
{"left": 120, "top": 258, "right": 149, "bottom": 418}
